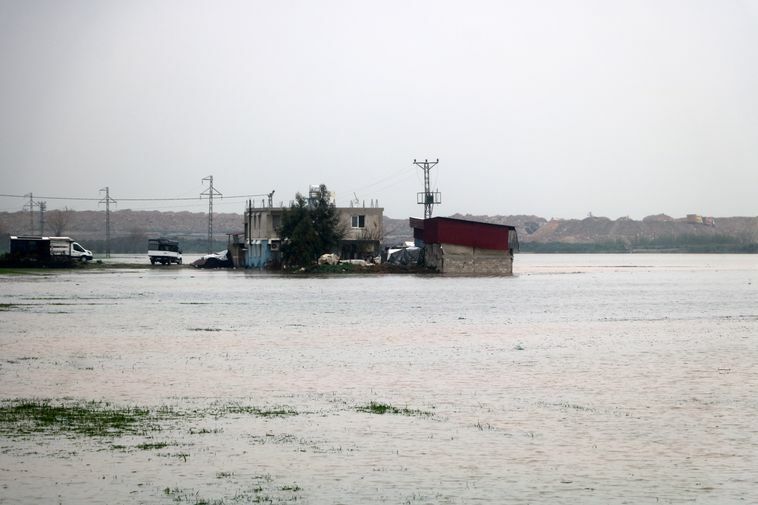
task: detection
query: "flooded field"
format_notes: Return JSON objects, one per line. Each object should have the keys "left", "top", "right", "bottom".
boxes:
{"left": 1, "top": 254, "right": 757, "bottom": 504}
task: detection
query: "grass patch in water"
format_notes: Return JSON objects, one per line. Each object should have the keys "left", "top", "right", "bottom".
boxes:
{"left": 356, "top": 401, "right": 432, "bottom": 417}
{"left": 189, "top": 427, "right": 223, "bottom": 435}
{"left": 162, "top": 476, "right": 301, "bottom": 504}
{"left": 136, "top": 441, "right": 170, "bottom": 450}
{"left": 0, "top": 268, "right": 49, "bottom": 276}
{"left": 163, "top": 487, "right": 224, "bottom": 504}
{"left": 218, "top": 404, "right": 298, "bottom": 418}
{"left": 0, "top": 399, "right": 151, "bottom": 437}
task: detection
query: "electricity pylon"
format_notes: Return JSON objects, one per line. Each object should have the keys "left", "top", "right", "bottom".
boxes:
{"left": 413, "top": 158, "right": 441, "bottom": 219}
{"left": 23, "top": 193, "right": 34, "bottom": 234}
{"left": 36, "top": 201, "right": 46, "bottom": 235}
{"left": 201, "top": 176, "right": 222, "bottom": 253}
{"left": 99, "top": 187, "right": 116, "bottom": 258}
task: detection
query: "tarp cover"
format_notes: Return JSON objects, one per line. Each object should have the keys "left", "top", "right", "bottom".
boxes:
{"left": 386, "top": 247, "right": 422, "bottom": 266}
{"left": 191, "top": 250, "right": 233, "bottom": 268}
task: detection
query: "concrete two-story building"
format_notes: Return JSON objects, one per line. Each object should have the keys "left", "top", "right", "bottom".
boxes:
{"left": 243, "top": 187, "right": 383, "bottom": 268}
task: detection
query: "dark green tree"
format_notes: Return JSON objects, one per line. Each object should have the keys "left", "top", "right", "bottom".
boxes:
{"left": 278, "top": 184, "right": 344, "bottom": 268}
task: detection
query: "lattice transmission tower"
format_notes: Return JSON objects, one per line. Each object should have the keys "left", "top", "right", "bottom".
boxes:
{"left": 413, "top": 158, "right": 441, "bottom": 219}
{"left": 201, "top": 175, "right": 223, "bottom": 253}
{"left": 99, "top": 187, "right": 117, "bottom": 258}
{"left": 36, "top": 201, "right": 47, "bottom": 235}
{"left": 23, "top": 193, "right": 35, "bottom": 234}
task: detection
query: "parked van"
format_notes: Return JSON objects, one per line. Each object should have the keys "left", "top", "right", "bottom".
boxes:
{"left": 70, "top": 241, "right": 94, "bottom": 261}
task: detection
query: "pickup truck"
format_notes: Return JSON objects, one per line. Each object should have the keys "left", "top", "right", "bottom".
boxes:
{"left": 148, "top": 238, "right": 182, "bottom": 265}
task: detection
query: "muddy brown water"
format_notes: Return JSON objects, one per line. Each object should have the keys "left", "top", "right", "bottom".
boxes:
{"left": 1, "top": 254, "right": 757, "bottom": 504}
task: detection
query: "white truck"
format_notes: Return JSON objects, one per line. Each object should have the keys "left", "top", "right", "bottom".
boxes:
{"left": 148, "top": 238, "right": 182, "bottom": 265}
{"left": 9, "top": 236, "right": 93, "bottom": 262}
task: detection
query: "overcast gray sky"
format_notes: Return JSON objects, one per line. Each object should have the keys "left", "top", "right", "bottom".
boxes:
{"left": 1, "top": 0, "right": 757, "bottom": 219}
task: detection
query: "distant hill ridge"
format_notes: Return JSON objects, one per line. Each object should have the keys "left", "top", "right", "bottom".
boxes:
{"left": 2, "top": 210, "right": 757, "bottom": 253}
{"left": 447, "top": 213, "right": 758, "bottom": 252}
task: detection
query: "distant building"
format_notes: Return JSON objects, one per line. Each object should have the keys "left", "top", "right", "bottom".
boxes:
{"left": 338, "top": 204, "right": 383, "bottom": 260}
{"left": 244, "top": 204, "right": 285, "bottom": 268}
{"left": 685, "top": 214, "right": 716, "bottom": 227}
{"left": 243, "top": 195, "right": 383, "bottom": 268}
{"left": 410, "top": 217, "right": 518, "bottom": 275}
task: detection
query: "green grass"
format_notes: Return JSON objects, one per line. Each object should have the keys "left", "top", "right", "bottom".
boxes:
{"left": 0, "top": 400, "right": 150, "bottom": 437}
{"left": 217, "top": 404, "right": 298, "bottom": 418}
{"left": 162, "top": 476, "right": 299, "bottom": 505}
{"left": 136, "top": 441, "right": 170, "bottom": 450}
{"left": 0, "top": 399, "right": 301, "bottom": 437}
{"left": 0, "top": 268, "right": 49, "bottom": 276}
{"left": 162, "top": 487, "right": 225, "bottom": 504}
{"left": 189, "top": 427, "right": 223, "bottom": 435}
{"left": 356, "top": 401, "right": 432, "bottom": 417}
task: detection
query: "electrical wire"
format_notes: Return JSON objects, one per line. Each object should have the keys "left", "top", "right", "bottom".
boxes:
{"left": 0, "top": 192, "right": 268, "bottom": 201}
{"left": 350, "top": 166, "right": 411, "bottom": 194}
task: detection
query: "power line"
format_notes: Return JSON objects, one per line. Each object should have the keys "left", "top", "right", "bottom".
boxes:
{"left": 351, "top": 166, "right": 411, "bottom": 193}
{"left": 0, "top": 192, "right": 267, "bottom": 201}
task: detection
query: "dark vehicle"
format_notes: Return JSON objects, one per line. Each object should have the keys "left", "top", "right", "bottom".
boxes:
{"left": 9, "top": 236, "right": 93, "bottom": 263}
{"left": 147, "top": 238, "right": 182, "bottom": 265}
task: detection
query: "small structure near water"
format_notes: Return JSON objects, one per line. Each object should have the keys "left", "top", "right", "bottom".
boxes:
{"left": 410, "top": 217, "right": 518, "bottom": 275}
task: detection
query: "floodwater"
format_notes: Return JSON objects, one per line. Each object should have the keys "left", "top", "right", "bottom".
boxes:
{"left": 1, "top": 254, "right": 757, "bottom": 504}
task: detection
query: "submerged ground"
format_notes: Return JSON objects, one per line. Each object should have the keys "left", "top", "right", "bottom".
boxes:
{"left": 1, "top": 254, "right": 757, "bottom": 504}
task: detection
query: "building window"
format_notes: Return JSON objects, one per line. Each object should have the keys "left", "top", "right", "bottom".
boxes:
{"left": 351, "top": 215, "right": 365, "bottom": 228}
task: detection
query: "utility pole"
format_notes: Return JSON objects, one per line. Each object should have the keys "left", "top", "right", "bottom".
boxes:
{"left": 37, "top": 201, "right": 47, "bottom": 235}
{"left": 413, "top": 158, "right": 441, "bottom": 219}
{"left": 201, "top": 175, "right": 222, "bottom": 253}
{"left": 23, "top": 193, "right": 34, "bottom": 234}
{"left": 99, "top": 187, "right": 116, "bottom": 258}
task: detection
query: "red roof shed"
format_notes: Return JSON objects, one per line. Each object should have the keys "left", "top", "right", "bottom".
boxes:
{"left": 410, "top": 217, "right": 518, "bottom": 251}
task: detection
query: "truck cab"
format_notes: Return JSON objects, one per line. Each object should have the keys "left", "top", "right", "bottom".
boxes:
{"left": 148, "top": 238, "right": 182, "bottom": 265}
{"left": 70, "top": 241, "right": 93, "bottom": 261}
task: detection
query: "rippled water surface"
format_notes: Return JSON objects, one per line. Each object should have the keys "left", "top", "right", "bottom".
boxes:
{"left": 1, "top": 254, "right": 757, "bottom": 504}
